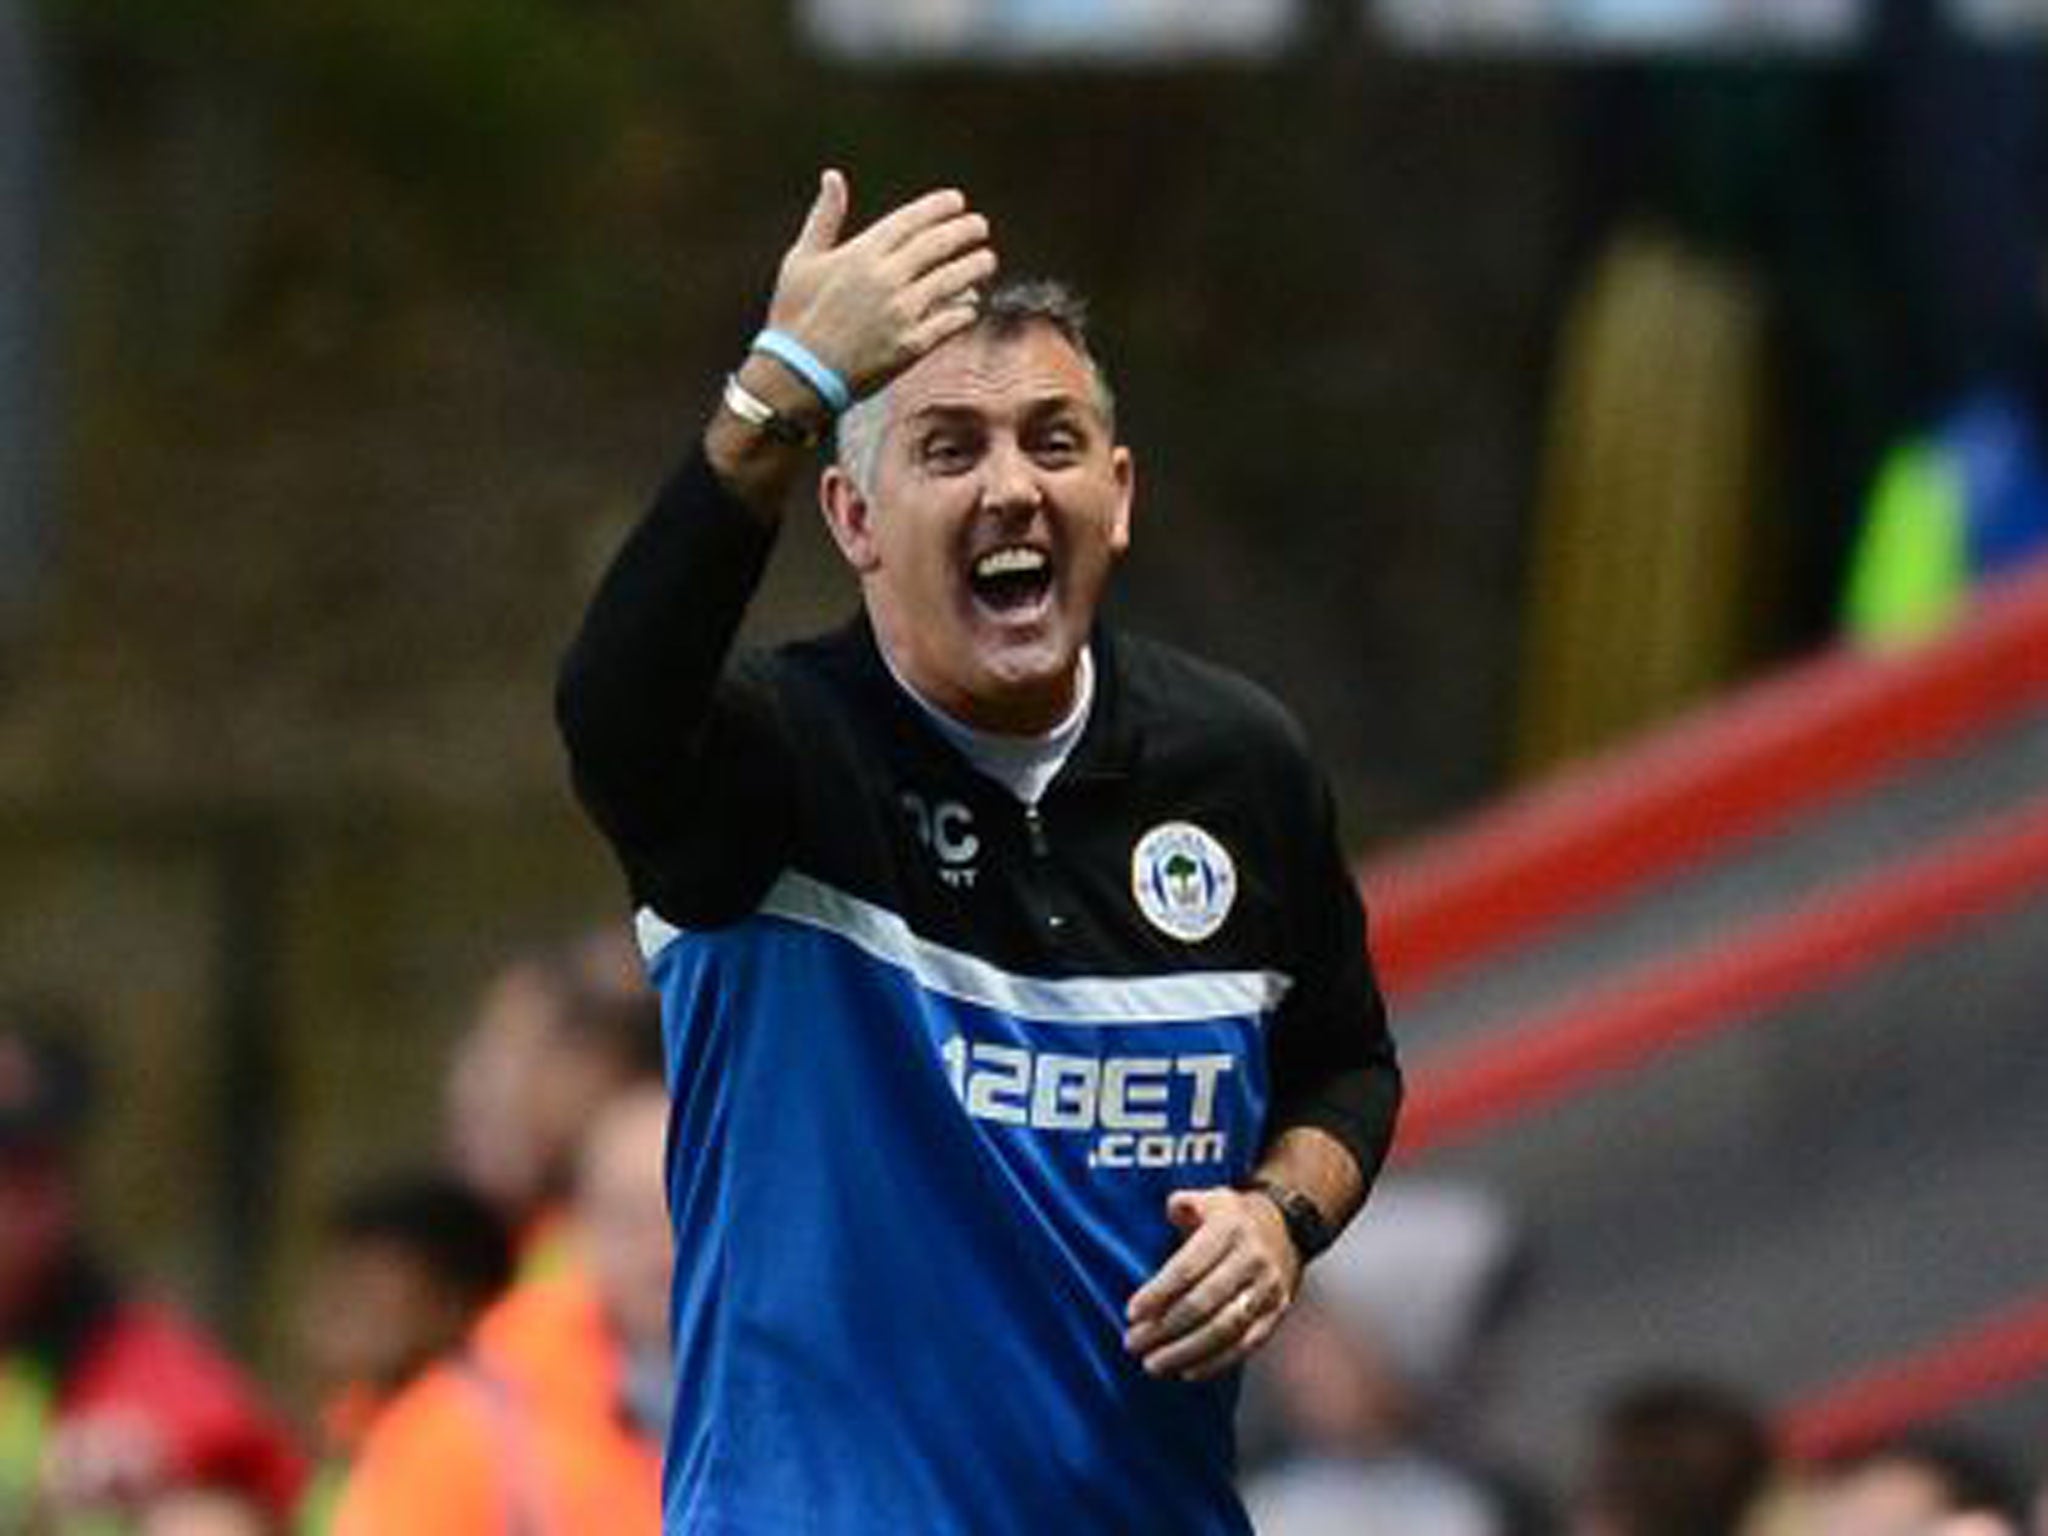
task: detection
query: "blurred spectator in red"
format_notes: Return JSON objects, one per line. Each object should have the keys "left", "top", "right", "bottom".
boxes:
{"left": 137, "top": 1486, "right": 275, "bottom": 1536}
{"left": 293, "top": 1172, "right": 513, "bottom": 1531}
{"left": 1241, "top": 1179, "right": 1535, "bottom": 1536}
{"left": 1804, "top": 1433, "right": 2023, "bottom": 1536}
{"left": 0, "top": 1010, "right": 306, "bottom": 1529}
{"left": 443, "top": 930, "right": 661, "bottom": 1277}
{"left": 1935, "top": 1517, "right": 2019, "bottom": 1536}
{"left": 1573, "top": 1374, "right": 1773, "bottom": 1536}
{"left": 330, "top": 1080, "right": 670, "bottom": 1535}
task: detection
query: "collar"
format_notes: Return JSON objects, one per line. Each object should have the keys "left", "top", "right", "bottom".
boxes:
{"left": 837, "top": 613, "right": 1139, "bottom": 787}
{"left": 885, "top": 642, "right": 1091, "bottom": 760}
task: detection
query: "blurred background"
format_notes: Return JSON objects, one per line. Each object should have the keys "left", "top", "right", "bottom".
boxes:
{"left": 5, "top": 0, "right": 2048, "bottom": 1530}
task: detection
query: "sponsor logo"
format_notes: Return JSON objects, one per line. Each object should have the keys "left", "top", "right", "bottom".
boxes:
{"left": 902, "top": 792, "right": 979, "bottom": 889}
{"left": 1131, "top": 821, "right": 1237, "bottom": 943}
{"left": 940, "top": 1034, "right": 1237, "bottom": 1170}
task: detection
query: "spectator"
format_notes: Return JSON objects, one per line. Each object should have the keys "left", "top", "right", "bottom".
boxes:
{"left": 138, "top": 1487, "right": 275, "bottom": 1536}
{"left": 1938, "top": 1517, "right": 2019, "bottom": 1536}
{"left": 1805, "top": 1433, "right": 2024, "bottom": 1536}
{"left": 0, "top": 1010, "right": 306, "bottom": 1529}
{"left": 331, "top": 1081, "right": 670, "bottom": 1535}
{"left": 443, "top": 936, "right": 661, "bottom": 1276}
{"left": 1573, "top": 1375, "right": 1774, "bottom": 1536}
{"left": 1241, "top": 1179, "right": 1533, "bottom": 1536}
{"left": 294, "top": 1172, "right": 512, "bottom": 1530}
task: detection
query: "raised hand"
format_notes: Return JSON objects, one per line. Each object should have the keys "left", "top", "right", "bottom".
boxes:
{"left": 763, "top": 169, "right": 998, "bottom": 404}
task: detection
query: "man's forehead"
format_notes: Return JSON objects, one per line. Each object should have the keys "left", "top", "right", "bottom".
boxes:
{"left": 889, "top": 325, "right": 1099, "bottom": 420}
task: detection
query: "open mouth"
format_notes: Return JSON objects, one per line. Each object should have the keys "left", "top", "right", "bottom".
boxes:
{"left": 967, "top": 544, "right": 1055, "bottom": 616}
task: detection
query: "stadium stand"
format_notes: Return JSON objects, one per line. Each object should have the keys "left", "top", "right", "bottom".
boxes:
{"left": 1361, "top": 557, "right": 2048, "bottom": 1474}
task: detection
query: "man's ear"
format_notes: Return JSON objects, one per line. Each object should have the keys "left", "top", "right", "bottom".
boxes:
{"left": 1108, "top": 445, "right": 1135, "bottom": 557}
{"left": 819, "top": 466, "right": 882, "bottom": 575}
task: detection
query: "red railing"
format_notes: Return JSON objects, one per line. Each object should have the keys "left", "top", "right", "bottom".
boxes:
{"left": 1395, "top": 791, "right": 2048, "bottom": 1158}
{"left": 1354, "top": 559, "right": 2048, "bottom": 1448}
{"left": 1782, "top": 1291, "right": 2048, "bottom": 1461}
{"left": 1362, "top": 558, "right": 2048, "bottom": 1005}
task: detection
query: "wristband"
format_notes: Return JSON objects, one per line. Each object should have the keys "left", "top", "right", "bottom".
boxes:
{"left": 751, "top": 329, "right": 851, "bottom": 415}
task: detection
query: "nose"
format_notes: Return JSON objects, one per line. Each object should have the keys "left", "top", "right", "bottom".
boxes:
{"left": 977, "top": 435, "right": 1043, "bottom": 518}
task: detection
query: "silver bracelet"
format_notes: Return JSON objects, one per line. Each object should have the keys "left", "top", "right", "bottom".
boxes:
{"left": 722, "top": 373, "right": 820, "bottom": 448}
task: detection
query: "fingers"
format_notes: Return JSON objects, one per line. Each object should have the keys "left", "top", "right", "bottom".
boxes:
{"left": 1183, "top": 1303, "right": 1284, "bottom": 1384}
{"left": 1126, "top": 1244, "right": 1267, "bottom": 1351}
{"left": 900, "top": 299, "right": 983, "bottom": 358}
{"left": 1127, "top": 1195, "right": 1236, "bottom": 1327}
{"left": 1147, "top": 1285, "right": 1282, "bottom": 1383}
{"left": 792, "top": 168, "right": 849, "bottom": 254}
{"left": 891, "top": 210, "right": 991, "bottom": 282}
{"left": 859, "top": 187, "right": 970, "bottom": 255}
{"left": 903, "top": 246, "right": 998, "bottom": 322}
{"left": 1125, "top": 1186, "right": 1298, "bottom": 1382}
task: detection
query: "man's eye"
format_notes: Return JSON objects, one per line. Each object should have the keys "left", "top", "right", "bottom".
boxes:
{"left": 1034, "top": 428, "right": 1084, "bottom": 459}
{"left": 922, "top": 438, "right": 975, "bottom": 470}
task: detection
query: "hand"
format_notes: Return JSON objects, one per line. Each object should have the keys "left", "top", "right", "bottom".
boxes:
{"left": 764, "top": 168, "right": 998, "bottom": 403}
{"left": 1124, "top": 1186, "right": 1300, "bottom": 1383}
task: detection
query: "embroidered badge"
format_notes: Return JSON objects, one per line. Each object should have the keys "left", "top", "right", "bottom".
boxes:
{"left": 1131, "top": 821, "right": 1238, "bottom": 943}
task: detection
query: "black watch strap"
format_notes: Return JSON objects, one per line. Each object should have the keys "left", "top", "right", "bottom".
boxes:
{"left": 1249, "top": 1178, "right": 1334, "bottom": 1263}
{"left": 721, "top": 373, "right": 825, "bottom": 448}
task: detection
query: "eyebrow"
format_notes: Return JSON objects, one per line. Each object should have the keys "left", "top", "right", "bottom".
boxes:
{"left": 903, "top": 394, "right": 1095, "bottom": 429}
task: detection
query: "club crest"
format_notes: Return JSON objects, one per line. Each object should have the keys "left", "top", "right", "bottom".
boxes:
{"left": 1131, "top": 821, "right": 1237, "bottom": 943}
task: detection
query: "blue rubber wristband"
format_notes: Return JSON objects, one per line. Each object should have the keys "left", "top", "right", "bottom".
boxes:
{"left": 751, "top": 329, "right": 851, "bottom": 415}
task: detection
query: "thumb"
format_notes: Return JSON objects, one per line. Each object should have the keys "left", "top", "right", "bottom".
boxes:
{"left": 1166, "top": 1188, "right": 1222, "bottom": 1233}
{"left": 793, "top": 168, "right": 849, "bottom": 253}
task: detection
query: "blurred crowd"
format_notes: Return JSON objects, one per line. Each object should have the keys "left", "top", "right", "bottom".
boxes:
{"left": 3, "top": 943, "right": 2047, "bottom": 1536}
{"left": 1, "top": 931, "right": 668, "bottom": 1536}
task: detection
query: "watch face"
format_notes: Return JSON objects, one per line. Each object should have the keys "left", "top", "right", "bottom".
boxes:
{"left": 1256, "top": 1180, "right": 1331, "bottom": 1259}
{"left": 1283, "top": 1194, "right": 1331, "bottom": 1257}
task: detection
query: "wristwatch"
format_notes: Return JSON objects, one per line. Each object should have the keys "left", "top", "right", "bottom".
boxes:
{"left": 1248, "top": 1179, "right": 1334, "bottom": 1264}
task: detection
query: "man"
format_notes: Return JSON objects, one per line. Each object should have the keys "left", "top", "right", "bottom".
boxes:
{"left": 138, "top": 1488, "right": 277, "bottom": 1536}
{"left": 330, "top": 1084, "right": 670, "bottom": 1536}
{"left": 1572, "top": 1376, "right": 1773, "bottom": 1536}
{"left": 442, "top": 934, "right": 663, "bottom": 1277}
{"left": 555, "top": 169, "right": 1403, "bottom": 1533}
{"left": 0, "top": 1016, "right": 305, "bottom": 1529}
{"left": 1804, "top": 1435, "right": 2024, "bottom": 1536}
{"left": 293, "top": 1171, "right": 513, "bottom": 1530}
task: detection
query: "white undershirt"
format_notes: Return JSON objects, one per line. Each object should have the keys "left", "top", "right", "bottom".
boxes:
{"left": 885, "top": 647, "right": 1095, "bottom": 806}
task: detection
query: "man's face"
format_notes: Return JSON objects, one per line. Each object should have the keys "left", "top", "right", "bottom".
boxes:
{"left": 297, "top": 1239, "right": 472, "bottom": 1396}
{"left": 822, "top": 322, "right": 1134, "bottom": 734}
{"left": 1810, "top": 1460, "right": 1957, "bottom": 1536}
{"left": 577, "top": 1086, "right": 673, "bottom": 1361}
{"left": 443, "top": 964, "right": 555, "bottom": 1216}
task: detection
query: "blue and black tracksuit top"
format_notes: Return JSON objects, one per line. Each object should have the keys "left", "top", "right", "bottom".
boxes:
{"left": 556, "top": 446, "right": 1402, "bottom": 1536}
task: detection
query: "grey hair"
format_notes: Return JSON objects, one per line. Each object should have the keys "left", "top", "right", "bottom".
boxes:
{"left": 833, "top": 277, "right": 1118, "bottom": 498}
